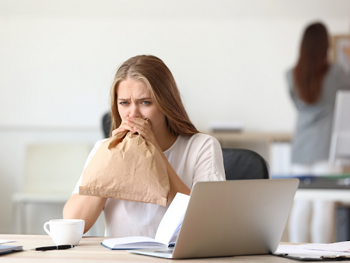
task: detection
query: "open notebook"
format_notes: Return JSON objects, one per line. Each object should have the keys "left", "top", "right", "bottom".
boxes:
{"left": 102, "top": 193, "right": 190, "bottom": 249}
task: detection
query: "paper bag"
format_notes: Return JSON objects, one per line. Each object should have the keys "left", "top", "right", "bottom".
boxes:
{"left": 79, "top": 130, "right": 170, "bottom": 206}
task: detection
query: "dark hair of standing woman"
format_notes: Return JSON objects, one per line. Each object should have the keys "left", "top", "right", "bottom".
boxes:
{"left": 293, "top": 22, "right": 330, "bottom": 104}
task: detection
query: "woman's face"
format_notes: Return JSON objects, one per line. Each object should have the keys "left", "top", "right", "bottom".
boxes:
{"left": 117, "top": 78, "right": 167, "bottom": 136}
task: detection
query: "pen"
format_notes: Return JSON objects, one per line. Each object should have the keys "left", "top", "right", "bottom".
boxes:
{"left": 31, "top": 245, "right": 75, "bottom": 251}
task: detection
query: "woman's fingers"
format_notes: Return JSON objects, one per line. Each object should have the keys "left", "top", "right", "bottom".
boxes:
{"left": 124, "top": 117, "right": 161, "bottom": 152}
{"left": 111, "top": 128, "right": 124, "bottom": 136}
{"left": 127, "top": 118, "right": 151, "bottom": 135}
{"left": 111, "top": 122, "right": 134, "bottom": 136}
{"left": 133, "top": 125, "right": 149, "bottom": 137}
{"left": 127, "top": 118, "right": 158, "bottom": 145}
{"left": 127, "top": 117, "right": 150, "bottom": 128}
{"left": 120, "top": 122, "right": 134, "bottom": 132}
{"left": 112, "top": 117, "right": 155, "bottom": 144}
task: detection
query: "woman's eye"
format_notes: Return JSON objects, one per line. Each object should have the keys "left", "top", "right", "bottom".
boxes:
{"left": 119, "top": 102, "right": 128, "bottom": 106}
{"left": 142, "top": 101, "right": 151, "bottom": 105}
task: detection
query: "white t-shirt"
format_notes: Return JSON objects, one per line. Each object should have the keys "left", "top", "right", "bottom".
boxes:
{"left": 73, "top": 133, "right": 226, "bottom": 238}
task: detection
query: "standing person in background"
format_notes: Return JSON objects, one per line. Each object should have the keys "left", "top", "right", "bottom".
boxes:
{"left": 286, "top": 22, "right": 350, "bottom": 243}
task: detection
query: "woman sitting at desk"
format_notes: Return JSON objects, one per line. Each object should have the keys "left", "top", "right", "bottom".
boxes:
{"left": 63, "top": 55, "right": 226, "bottom": 237}
{"left": 286, "top": 22, "right": 350, "bottom": 243}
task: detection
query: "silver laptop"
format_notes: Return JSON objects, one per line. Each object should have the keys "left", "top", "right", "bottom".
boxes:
{"left": 131, "top": 179, "right": 299, "bottom": 259}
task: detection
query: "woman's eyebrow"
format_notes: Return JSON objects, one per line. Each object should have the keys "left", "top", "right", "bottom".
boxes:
{"left": 136, "top": 97, "right": 152, "bottom": 101}
{"left": 118, "top": 97, "right": 152, "bottom": 101}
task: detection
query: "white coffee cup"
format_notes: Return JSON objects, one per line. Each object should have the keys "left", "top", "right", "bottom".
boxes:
{"left": 43, "top": 219, "right": 85, "bottom": 246}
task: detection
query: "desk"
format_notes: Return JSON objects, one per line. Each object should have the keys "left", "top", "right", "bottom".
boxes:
{"left": 295, "top": 189, "right": 350, "bottom": 202}
{"left": 0, "top": 234, "right": 295, "bottom": 262}
{"left": 211, "top": 132, "right": 292, "bottom": 144}
{"left": 279, "top": 175, "right": 350, "bottom": 242}
{"left": 211, "top": 132, "right": 292, "bottom": 165}
{"left": 282, "top": 175, "right": 350, "bottom": 202}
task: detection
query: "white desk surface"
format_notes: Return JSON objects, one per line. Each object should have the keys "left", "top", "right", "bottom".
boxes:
{"left": 295, "top": 188, "right": 350, "bottom": 202}
{"left": 0, "top": 234, "right": 297, "bottom": 263}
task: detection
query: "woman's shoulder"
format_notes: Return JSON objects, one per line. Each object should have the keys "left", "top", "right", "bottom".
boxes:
{"left": 286, "top": 67, "right": 293, "bottom": 75}
{"left": 184, "top": 133, "right": 220, "bottom": 144}
{"left": 93, "top": 138, "right": 108, "bottom": 148}
{"left": 325, "top": 63, "right": 350, "bottom": 87}
{"left": 326, "top": 63, "right": 349, "bottom": 77}
{"left": 329, "top": 63, "right": 342, "bottom": 71}
{"left": 176, "top": 133, "right": 221, "bottom": 153}
{"left": 89, "top": 138, "right": 108, "bottom": 155}
{"left": 285, "top": 68, "right": 294, "bottom": 83}
{"left": 165, "top": 133, "right": 219, "bottom": 155}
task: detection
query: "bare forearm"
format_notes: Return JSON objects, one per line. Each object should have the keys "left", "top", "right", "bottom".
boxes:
{"left": 162, "top": 156, "right": 190, "bottom": 203}
{"left": 63, "top": 194, "right": 107, "bottom": 233}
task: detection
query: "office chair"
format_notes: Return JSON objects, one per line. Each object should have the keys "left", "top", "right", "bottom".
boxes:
{"left": 222, "top": 148, "right": 270, "bottom": 180}
{"left": 102, "top": 112, "right": 112, "bottom": 138}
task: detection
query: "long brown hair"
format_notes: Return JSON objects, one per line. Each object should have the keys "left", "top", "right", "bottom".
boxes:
{"left": 293, "top": 22, "right": 330, "bottom": 104}
{"left": 109, "top": 55, "right": 199, "bottom": 137}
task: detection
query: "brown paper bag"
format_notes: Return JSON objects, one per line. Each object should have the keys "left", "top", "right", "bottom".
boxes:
{"left": 79, "top": 130, "right": 170, "bottom": 206}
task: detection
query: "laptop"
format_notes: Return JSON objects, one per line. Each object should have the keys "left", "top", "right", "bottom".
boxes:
{"left": 131, "top": 178, "right": 299, "bottom": 259}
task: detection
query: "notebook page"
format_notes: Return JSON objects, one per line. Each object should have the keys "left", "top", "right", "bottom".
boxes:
{"left": 155, "top": 193, "right": 190, "bottom": 244}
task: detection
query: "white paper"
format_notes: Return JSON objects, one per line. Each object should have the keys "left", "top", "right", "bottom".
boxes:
{"left": 155, "top": 193, "right": 190, "bottom": 244}
{"left": 0, "top": 240, "right": 15, "bottom": 244}
{"left": 276, "top": 244, "right": 350, "bottom": 259}
{"left": 301, "top": 241, "right": 350, "bottom": 252}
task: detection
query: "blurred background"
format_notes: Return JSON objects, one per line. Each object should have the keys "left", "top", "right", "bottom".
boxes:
{"left": 0, "top": 0, "right": 349, "bottom": 239}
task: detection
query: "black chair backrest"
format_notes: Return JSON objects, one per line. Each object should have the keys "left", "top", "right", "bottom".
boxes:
{"left": 222, "top": 148, "right": 270, "bottom": 180}
{"left": 102, "top": 112, "right": 112, "bottom": 138}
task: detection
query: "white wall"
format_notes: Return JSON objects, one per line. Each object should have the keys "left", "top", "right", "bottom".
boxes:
{"left": 1, "top": 0, "right": 350, "bottom": 234}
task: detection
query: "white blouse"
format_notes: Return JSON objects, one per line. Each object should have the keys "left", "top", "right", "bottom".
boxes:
{"left": 73, "top": 133, "right": 226, "bottom": 238}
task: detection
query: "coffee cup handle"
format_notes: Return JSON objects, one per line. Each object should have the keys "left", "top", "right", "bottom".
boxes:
{"left": 43, "top": 222, "right": 51, "bottom": 236}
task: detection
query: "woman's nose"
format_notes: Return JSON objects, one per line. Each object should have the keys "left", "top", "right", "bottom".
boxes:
{"left": 128, "top": 104, "right": 141, "bottom": 118}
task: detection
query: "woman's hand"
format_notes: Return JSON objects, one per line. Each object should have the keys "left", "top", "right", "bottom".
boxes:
{"left": 125, "top": 117, "right": 162, "bottom": 152}
{"left": 111, "top": 119, "right": 136, "bottom": 136}
{"left": 111, "top": 117, "right": 161, "bottom": 152}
